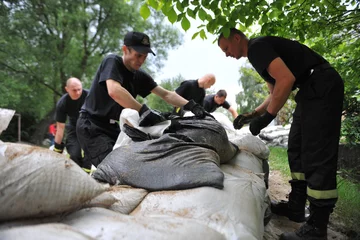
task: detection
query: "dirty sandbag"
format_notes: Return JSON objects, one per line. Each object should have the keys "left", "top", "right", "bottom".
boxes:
{"left": 0, "top": 223, "right": 95, "bottom": 240}
{"left": 164, "top": 116, "right": 238, "bottom": 164}
{"left": 60, "top": 207, "right": 226, "bottom": 240}
{"left": 0, "top": 142, "right": 106, "bottom": 221}
{"left": 93, "top": 133, "right": 224, "bottom": 191}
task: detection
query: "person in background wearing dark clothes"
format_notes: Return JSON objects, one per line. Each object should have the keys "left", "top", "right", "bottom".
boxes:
{"left": 218, "top": 27, "right": 344, "bottom": 240}
{"left": 173, "top": 73, "right": 216, "bottom": 116}
{"left": 76, "top": 31, "right": 209, "bottom": 168}
{"left": 54, "top": 77, "right": 91, "bottom": 173}
{"left": 203, "top": 89, "right": 238, "bottom": 119}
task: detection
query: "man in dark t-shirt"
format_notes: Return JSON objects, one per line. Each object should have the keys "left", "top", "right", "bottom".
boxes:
{"left": 76, "top": 31, "right": 209, "bottom": 167}
{"left": 203, "top": 90, "right": 238, "bottom": 119}
{"left": 54, "top": 77, "right": 91, "bottom": 172}
{"left": 218, "top": 28, "right": 344, "bottom": 239}
{"left": 173, "top": 73, "right": 216, "bottom": 116}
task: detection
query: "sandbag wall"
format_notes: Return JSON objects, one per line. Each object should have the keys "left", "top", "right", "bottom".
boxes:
{"left": 0, "top": 111, "right": 270, "bottom": 240}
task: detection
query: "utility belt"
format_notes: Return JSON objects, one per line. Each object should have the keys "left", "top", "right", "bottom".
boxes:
{"left": 79, "top": 112, "right": 117, "bottom": 125}
{"left": 295, "top": 62, "right": 333, "bottom": 88}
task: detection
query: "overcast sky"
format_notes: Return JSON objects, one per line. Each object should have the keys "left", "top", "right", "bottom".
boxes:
{"left": 156, "top": 22, "right": 246, "bottom": 106}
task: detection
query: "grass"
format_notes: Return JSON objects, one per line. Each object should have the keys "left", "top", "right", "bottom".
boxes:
{"left": 268, "top": 146, "right": 360, "bottom": 232}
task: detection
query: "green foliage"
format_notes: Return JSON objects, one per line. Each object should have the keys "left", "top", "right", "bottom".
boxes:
{"left": 341, "top": 114, "right": 360, "bottom": 145}
{"left": 142, "top": 0, "right": 360, "bottom": 142}
{"left": 145, "top": 74, "right": 185, "bottom": 112}
{"left": 0, "top": 0, "right": 182, "bottom": 143}
{"left": 236, "top": 63, "right": 268, "bottom": 114}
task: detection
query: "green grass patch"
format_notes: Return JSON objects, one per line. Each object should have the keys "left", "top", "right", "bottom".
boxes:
{"left": 268, "top": 146, "right": 360, "bottom": 231}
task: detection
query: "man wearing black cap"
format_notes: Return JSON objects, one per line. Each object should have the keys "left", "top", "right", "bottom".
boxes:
{"left": 76, "top": 31, "right": 208, "bottom": 167}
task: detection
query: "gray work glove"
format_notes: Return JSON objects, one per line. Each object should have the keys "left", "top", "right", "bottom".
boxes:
{"left": 233, "top": 110, "right": 260, "bottom": 129}
{"left": 139, "top": 104, "right": 166, "bottom": 127}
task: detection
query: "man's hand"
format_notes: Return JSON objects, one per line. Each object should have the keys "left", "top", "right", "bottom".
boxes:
{"left": 139, "top": 104, "right": 166, "bottom": 127}
{"left": 53, "top": 142, "right": 65, "bottom": 154}
{"left": 233, "top": 110, "right": 260, "bottom": 129}
{"left": 249, "top": 111, "right": 276, "bottom": 136}
{"left": 183, "top": 100, "right": 210, "bottom": 118}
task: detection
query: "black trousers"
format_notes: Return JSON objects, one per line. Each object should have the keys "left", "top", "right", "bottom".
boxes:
{"left": 65, "top": 125, "right": 92, "bottom": 169}
{"left": 76, "top": 113, "right": 120, "bottom": 167}
{"left": 287, "top": 67, "right": 344, "bottom": 208}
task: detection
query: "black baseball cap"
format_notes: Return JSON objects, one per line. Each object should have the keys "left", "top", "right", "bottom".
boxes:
{"left": 124, "top": 31, "right": 156, "bottom": 56}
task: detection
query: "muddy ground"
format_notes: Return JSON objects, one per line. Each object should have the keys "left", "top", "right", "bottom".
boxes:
{"left": 263, "top": 170, "right": 356, "bottom": 240}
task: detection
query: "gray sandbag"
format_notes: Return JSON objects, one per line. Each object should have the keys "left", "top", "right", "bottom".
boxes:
{"left": 93, "top": 133, "right": 224, "bottom": 191}
{"left": 164, "top": 116, "right": 239, "bottom": 163}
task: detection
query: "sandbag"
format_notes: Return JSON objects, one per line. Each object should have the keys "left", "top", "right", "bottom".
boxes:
{"left": 0, "top": 108, "right": 15, "bottom": 135}
{"left": 107, "top": 185, "right": 148, "bottom": 214}
{"left": 230, "top": 134, "right": 270, "bottom": 160}
{"left": 0, "top": 223, "right": 94, "bottom": 240}
{"left": 131, "top": 171, "right": 267, "bottom": 240}
{"left": 165, "top": 116, "right": 238, "bottom": 163}
{"left": 60, "top": 207, "right": 226, "bottom": 240}
{"left": 0, "top": 142, "right": 106, "bottom": 221}
{"left": 93, "top": 133, "right": 224, "bottom": 191}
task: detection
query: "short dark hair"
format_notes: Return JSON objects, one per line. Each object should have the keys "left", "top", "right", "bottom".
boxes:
{"left": 217, "top": 28, "right": 246, "bottom": 46}
{"left": 216, "top": 89, "right": 227, "bottom": 98}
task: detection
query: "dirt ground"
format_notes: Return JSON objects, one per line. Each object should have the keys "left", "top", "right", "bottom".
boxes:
{"left": 263, "top": 170, "right": 350, "bottom": 240}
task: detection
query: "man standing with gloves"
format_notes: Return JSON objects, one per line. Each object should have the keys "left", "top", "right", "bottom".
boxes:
{"left": 77, "top": 31, "right": 208, "bottom": 168}
{"left": 218, "top": 27, "right": 343, "bottom": 240}
{"left": 54, "top": 77, "right": 91, "bottom": 173}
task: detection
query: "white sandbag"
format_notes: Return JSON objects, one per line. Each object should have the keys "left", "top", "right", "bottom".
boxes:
{"left": 227, "top": 150, "right": 264, "bottom": 174}
{"left": 61, "top": 207, "right": 226, "bottom": 240}
{"left": 83, "top": 191, "right": 117, "bottom": 209}
{"left": 131, "top": 172, "right": 267, "bottom": 240}
{"left": 0, "top": 223, "right": 94, "bottom": 240}
{"left": 0, "top": 142, "right": 106, "bottom": 221}
{"left": 107, "top": 185, "right": 148, "bottom": 214}
{"left": 229, "top": 134, "right": 270, "bottom": 160}
{"left": 114, "top": 108, "right": 171, "bottom": 149}
{"left": 0, "top": 108, "right": 15, "bottom": 135}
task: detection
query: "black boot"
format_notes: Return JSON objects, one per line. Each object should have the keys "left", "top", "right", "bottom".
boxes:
{"left": 279, "top": 205, "right": 332, "bottom": 240}
{"left": 271, "top": 180, "right": 307, "bottom": 222}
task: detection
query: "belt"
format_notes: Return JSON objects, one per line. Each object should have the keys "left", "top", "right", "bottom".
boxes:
{"left": 295, "top": 62, "right": 332, "bottom": 88}
{"left": 79, "top": 112, "right": 117, "bottom": 125}
{"left": 309, "top": 62, "right": 332, "bottom": 76}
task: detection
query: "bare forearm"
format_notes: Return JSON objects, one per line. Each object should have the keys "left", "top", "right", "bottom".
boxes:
{"left": 54, "top": 123, "right": 65, "bottom": 144}
{"left": 107, "top": 80, "right": 142, "bottom": 111}
{"left": 255, "top": 95, "right": 271, "bottom": 115}
{"left": 266, "top": 82, "right": 293, "bottom": 115}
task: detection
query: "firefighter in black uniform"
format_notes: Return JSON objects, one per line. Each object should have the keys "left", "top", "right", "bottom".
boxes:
{"left": 76, "top": 31, "right": 209, "bottom": 168}
{"left": 53, "top": 77, "right": 91, "bottom": 172}
{"left": 203, "top": 90, "right": 238, "bottom": 119}
{"left": 218, "top": 28, "right": 344, "bottom": 240}
{"left": 173, "top": 73, "right": 216, "bottom": 116}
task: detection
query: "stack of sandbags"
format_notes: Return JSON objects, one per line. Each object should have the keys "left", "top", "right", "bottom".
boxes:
{"left": 259, "top": 125, "right": 290, "bottom": 147}
{"left": 0, "top": 111, "right": 271, "bottom": 240}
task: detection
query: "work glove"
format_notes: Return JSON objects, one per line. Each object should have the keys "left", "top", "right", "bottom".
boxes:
{"left": 183, "top": 100, "right": 212, "bottom": 119}
{"left": 249, "top": 111, "right": 276, "bottom": 136}
{"left": 139, "top": 104, "right": 166, "bottom": 127}
{"left": 233, "top": 110, "right": 260, "bottom": 129}
{"left": 53, "top": 142, "right": 65, "bottom": 154}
